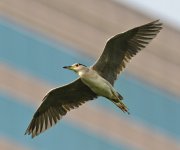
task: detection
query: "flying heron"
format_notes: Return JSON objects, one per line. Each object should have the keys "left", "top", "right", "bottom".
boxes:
{"left": 25, "top": 20, "right": 162, "bottom": 138}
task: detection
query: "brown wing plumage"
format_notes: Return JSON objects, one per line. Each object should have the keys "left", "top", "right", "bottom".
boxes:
{"left": 92, "top": 20, "right": 162, "bottom": 85}
{"left": 25, "top": 79, "right": 97, "bottom": 138}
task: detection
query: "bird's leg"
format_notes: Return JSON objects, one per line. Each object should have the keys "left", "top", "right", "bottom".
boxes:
{"left": 113, "top": 100, "right": 130, "bottom": 114}
{"left": 111, "top": 93, "right": 130, "bottom": 114}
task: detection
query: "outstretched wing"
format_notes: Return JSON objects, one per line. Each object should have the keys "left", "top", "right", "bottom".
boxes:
{"left": 25, "top": 78, "right": 97, "bottom": 138}
{"left": 92, "top": 20, "right": 162, "bottom": 85}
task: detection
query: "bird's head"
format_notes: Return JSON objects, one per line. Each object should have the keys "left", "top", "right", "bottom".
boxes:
{"left": 63, "top": 63, "right": 87, "bottom": 73}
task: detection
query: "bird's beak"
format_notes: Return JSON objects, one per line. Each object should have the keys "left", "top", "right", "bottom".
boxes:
{"left": 63, "top": 66, "right": 74, "bottom": 70}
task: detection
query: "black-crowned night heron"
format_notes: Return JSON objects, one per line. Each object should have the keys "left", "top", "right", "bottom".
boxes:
{"left": 25, "top": 20, "right": 162, "bottom": 138}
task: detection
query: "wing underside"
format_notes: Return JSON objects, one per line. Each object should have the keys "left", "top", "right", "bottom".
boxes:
{"left": 25, "top": 79, "right": 97, "bottom": 138}
{"left": 92, "top": 20, "right": 162, "bottom": 85}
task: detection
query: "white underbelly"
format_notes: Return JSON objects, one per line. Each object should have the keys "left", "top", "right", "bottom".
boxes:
{"left": 81, "top": 75, "right": 114, "bottom": 98}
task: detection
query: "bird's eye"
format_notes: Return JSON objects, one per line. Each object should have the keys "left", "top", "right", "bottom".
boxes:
{"left": 75, "top": 64, "right": 79, "bottom": 67}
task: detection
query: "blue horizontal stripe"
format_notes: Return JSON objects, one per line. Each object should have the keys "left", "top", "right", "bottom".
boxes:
{"left": 0, "top": 19, "right": 180, "bottom": 141}
{"left": 0, "top": 92, "right": 131, "bottom": 150}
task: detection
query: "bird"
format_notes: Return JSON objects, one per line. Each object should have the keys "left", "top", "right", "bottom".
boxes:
{"left": 25, "top": 20, "right": 162, "bottom": 138}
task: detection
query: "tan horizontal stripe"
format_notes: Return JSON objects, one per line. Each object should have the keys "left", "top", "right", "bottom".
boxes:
{"left": 0, "top": 65, "right": 50, "bottom": 105}
{"left": 0, "top": 0, "right": 180, "bottom": 98}
{"left": 0, "top": 137, "right": 31, "bottom": 150}
{"left": 0, "top": 64, "right": 179, "bottom": 150}
{"left": 127, "top": 50, "right": 180, "bottom": 97}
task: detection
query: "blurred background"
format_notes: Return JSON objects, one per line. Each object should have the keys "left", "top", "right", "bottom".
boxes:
{"left": 0, "top": 0, "right": 180, "bottom": 150}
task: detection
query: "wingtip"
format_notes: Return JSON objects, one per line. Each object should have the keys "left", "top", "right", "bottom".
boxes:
{"left": 152, "top": 19, "right": 163, "bottom": 26}
{"left": 24, "top": 128, "right": 29, "bottom": 135}
{"left": 145, "top": 19, "right": 163, "bottom": 33}
{"left": 24, "top": 129, "right": 38, "bottom": 138}
{"left": 152, "top": 19, "right": 160, "bottom": 23}
{"left": 24, "top": 129, "right": 31, "bottom": 137}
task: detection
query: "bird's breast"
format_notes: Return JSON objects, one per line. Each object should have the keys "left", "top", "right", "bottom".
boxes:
{"left": 80, "top": 74, "right": 113, "bottom": 98}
